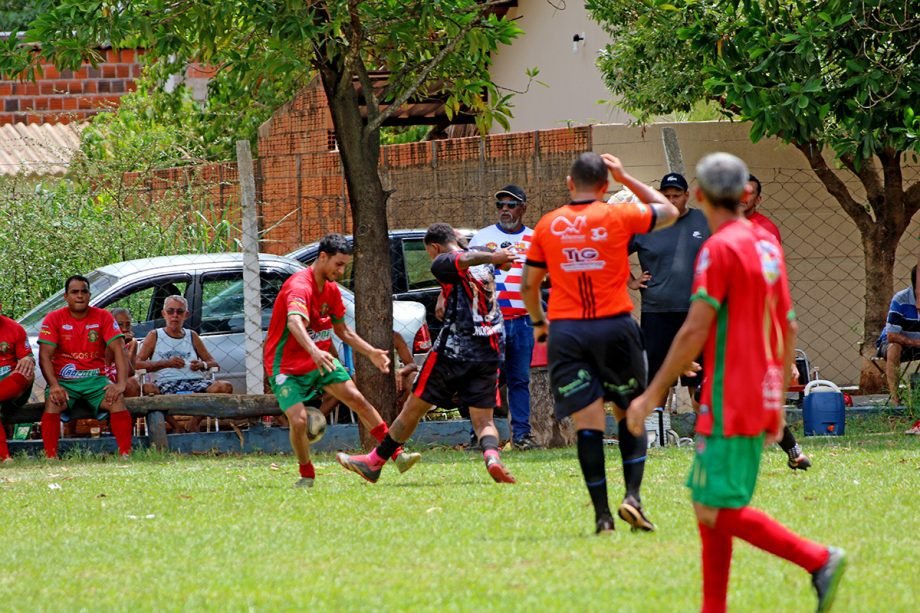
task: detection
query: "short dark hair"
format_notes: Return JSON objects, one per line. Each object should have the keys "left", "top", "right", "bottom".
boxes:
{"left": 748, "top": 174, "right": 762, "bottom": 196}
{"left": 64, "top": 275, "right": 90, "bottom": 292}
{"left": 424, "top": 223, "right": 458, "bottom": 247}
{"left": 318, "top": 233, "right": 352, "bottom": 257}
{"left": 912, "top": 265, "right": 917, "bottom": 290}
{"left": 569, "top": 152, "right": 608, "bottom": 191}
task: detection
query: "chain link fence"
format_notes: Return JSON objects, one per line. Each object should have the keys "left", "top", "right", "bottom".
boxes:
{"left": 3, "top": 126, "right": 918, "bottom": 441}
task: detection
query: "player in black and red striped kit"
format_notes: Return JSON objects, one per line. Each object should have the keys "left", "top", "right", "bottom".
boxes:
{"left": 337, "top": 223, "right": 517, "bottom": 484}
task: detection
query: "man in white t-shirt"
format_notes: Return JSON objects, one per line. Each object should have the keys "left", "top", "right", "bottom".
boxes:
{"left": 470, "top": 185, "right": 539, "bottom": 450}
{"left": 135, "top": 295, "right": 233, "bottom": 432}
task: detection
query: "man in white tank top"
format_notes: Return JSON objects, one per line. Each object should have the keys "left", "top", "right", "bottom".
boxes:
{"left": 135, "top": 295, "right": 232, "bottom": 431}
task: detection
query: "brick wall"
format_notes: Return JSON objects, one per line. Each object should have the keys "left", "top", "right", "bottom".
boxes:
{"left": 0, "top": 48, "right": 142, "bottom": 125}
{"left": 254, "top": 82, "right": 590, "bottom": 254}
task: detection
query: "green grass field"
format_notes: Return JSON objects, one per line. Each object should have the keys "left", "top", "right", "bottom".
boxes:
{"left": 1, "top": 418, "right": 916, "bottom": 611}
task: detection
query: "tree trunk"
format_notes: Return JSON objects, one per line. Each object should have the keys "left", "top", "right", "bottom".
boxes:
{"left": 860, "top": 229, "right": 899, "bottom": 353}
{"left": 319, "top": 69, "right": 397, "bottom": 449}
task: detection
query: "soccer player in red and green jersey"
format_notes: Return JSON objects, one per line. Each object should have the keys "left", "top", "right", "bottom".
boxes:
{"left": 627, "top": 153, "right": 845, "bottom": 612}
{"left": 0, "top": 301, "right": 35, "bottom": 461}
{"left": 38, "top": 275, "right": 132, "bottom": 458}
{"left": 263, "top": 233, "right": 420, "bottom": 488}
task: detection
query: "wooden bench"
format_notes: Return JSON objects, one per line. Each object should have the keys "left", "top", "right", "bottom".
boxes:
{"left": 1, "top": 394, "right": 283, "bottom": 450}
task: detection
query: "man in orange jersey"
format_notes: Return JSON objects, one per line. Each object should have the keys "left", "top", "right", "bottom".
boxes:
{"left": 521, "top": 152, "right": 679, "bottom": 533}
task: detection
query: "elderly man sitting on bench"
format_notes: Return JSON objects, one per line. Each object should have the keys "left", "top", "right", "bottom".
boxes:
{"left": 135, "top": 295, "right": 232, "bottom": 432}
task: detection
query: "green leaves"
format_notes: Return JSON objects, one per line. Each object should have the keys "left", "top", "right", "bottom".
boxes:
{"left": 587, "top": 0, "right": 920, "bottom": 164}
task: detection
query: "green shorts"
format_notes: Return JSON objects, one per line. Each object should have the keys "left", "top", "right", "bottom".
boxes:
{"left": 46, "top": 376, "right": 112, "bottom": 414}
{"left": 686, "top": 433, "right": 765, "bottom": 509}
{"left": 269, "top": 360, "right": 351, "bottom": 412}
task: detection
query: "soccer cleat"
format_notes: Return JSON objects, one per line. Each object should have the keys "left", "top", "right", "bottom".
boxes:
{"left": 595, "top": 513, "right": 615, "bottom": 535}
{"left": 617, "top": 496, "right": 656, "bottom": 532}
{"left": 512, "top": 434, "right": 542, "bottom": 451}
{"left": 788, "top": 453, "right": 813, "bottom": 471}
{"left": 905, "top": 419, "right": 920, "bottom": 435}
{"left": 812, "top": 546, "right": 847, "bottom": 612}
{"left": 294, "top": 477, "right": 315, "bottom": 489}
{"left": 485, "top": 456, "right": 516, "bottom": 484}
{"left": 336, "top": 452, "right": 382, "bottom": 483}
{"left": 394, "top": 451, "right": 422, "bottom": 474}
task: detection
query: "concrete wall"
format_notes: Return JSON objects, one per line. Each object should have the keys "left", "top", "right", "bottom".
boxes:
{"left": 593, "top": 122, "right": 920, "bottom": 385}
{"left": 488, "top": 0, "right": 631, "bottom": 132}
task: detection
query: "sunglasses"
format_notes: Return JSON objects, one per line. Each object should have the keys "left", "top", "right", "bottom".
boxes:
{"left": 495, "top": 200, "right": 522, "bottom": 210}
{"left": 165, "top": 308, "right": 187, "bottom": 315}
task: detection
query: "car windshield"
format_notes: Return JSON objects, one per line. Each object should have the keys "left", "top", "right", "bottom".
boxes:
{"left": 18, "top": 269, "right": 120, "bottom": 335}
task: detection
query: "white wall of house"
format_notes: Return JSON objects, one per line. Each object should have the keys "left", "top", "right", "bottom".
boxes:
{"left": 489, "top": 0, "right": 631, "bottom": 132}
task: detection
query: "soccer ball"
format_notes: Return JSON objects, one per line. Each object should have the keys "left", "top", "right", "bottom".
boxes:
{"left": 306, "top": 407, "right": 327, "bottom": 443}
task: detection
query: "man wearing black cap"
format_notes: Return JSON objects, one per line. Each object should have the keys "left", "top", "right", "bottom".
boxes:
{"left": 469, "top": 185, "right": 539, "bottom": 450}
{"left": 626, "top": 172, "right": 710, "bottom": 415}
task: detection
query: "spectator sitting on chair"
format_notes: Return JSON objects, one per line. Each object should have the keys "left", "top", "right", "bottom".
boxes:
{"left": 105, "top": 308, "right": 140, "bottom": 398}
{"left": 0, "top": 300, "right": 35, "bottom": 462}
{"left": 877, "top": 266, "right": 920, "bottom": 413}
{"left": 135, "top": 295, "right": 232, "bottom": 432}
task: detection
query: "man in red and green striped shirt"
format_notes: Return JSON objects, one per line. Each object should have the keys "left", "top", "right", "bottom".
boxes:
{"left": 627, "top": 153, "right": 845, "bottom": 613}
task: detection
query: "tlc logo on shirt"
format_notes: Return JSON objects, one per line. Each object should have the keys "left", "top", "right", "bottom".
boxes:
{"left": 561, "top": 247, "right": 606, "bottom": 272}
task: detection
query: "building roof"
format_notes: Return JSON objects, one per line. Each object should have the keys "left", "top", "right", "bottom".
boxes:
{"left": 0, "top": 121, "right": 83, "bottom": 177}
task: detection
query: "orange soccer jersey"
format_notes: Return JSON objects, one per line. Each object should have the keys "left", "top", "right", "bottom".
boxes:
{"left": 527, "top": 199, "right": 655, "bottom": 320}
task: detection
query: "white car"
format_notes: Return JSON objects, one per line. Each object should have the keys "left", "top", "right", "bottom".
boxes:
{"left": 17, "top": 253, "right": 430, "bottom": 400}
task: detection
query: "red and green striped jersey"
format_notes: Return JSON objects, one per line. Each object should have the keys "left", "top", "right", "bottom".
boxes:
{"left": 0, "top": 315, "right": 31, "bottom": 378}
{"left": 264, "top": 267, "right": 346, "bottom": 376}
{"left": 692, "top": 219, "right": 794, "bottom": 437}
{"left": 38, "top": 307, "right": 123, "bottom": 379}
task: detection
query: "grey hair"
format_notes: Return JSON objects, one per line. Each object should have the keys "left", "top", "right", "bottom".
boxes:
{"left": 695, "top": 152, "right": 749, "bottom": 210}
{"left": 164, "top": 295, "right": 188, "bottom": 310}
{"left": 110, "top": 307, "right": 131, "bottom": 319}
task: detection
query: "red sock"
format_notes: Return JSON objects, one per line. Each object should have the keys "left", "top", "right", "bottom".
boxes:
{"left": 370, "top": 422, "right": 402, "bottom": 458}
{"left": 109, "top": 411, "right": 133, "bottom": 456}
{"left": 699, "top": 522, "right": 732, "bottom": 613}
{"left": 41, "top": 413, "right": 61, "bottom": 458}
{"left": 0, "top": 372, "right": 29, "bottom": 402}
{"left": 0, "top": 423, "right": 9, "bottom": 460}
{"left": 299, "top": 462, "right": 315, "bottom": 479}
{"left": 715, "top": 507, "right": 829, "bottom": 573}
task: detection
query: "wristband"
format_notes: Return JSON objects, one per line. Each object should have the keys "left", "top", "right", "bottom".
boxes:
{"left": 532, "top": 320, "right": 546, "bottom": 327}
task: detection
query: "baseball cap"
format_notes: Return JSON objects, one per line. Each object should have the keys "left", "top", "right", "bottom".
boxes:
{"left": 660, "top": 173, "right": 689, "bottom": 191}
{"left": 494, "top": 184, "right": 527, "bottom": 202}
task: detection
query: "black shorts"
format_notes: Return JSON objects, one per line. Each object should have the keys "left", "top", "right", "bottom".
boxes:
{"left": 413, "top": 351, "right": 500, "bottom": 409}
{"left": 547, "top": 315, "right": 647, "bottom": 418}
{"left": 877, "top": 341, "right": 920, "bottom": 362}
{"left": 641, "top": 311, "right": 701, "bottom": 387}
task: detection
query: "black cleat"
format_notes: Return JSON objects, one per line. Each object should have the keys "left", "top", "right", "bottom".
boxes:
{"left": 512, "top": 434, "right": 542, "bottom": 451}
{"left": 595, "top": 513, "right": 615, "bottom": 535}
{"left": 617, "top": 495, "right": 656, "bottom": 532}
{"left": 812, "top": 546, "right": 847, "bottom": 612}
{"left": 788, "top": 453, "right": 813, "bottom": 471}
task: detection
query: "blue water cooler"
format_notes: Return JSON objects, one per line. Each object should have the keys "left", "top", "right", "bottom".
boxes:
{"left": 802, "top": 380, "right": 846, "bottom": 436}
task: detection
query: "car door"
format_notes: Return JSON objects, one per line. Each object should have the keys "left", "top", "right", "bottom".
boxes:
{"left": 195, "top": 267, "right": 292, "bottom": 393}
{"left": 26, "top": 274, "right": 193, "bottom": 401}
{"left": 392, "top": 235, "right": 445, "bottom": 338}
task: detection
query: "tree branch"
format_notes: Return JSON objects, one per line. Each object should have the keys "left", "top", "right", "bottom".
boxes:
{"left": 364, "top": 1, "right": 505, "bottom": 135}
{"left": 794, "top": 141, "right": 872, "bottom": 229}
{"left": 839, "top": 153, "right": 886, "bottom": 220}
{"left": 345, "top": 0, "right": 379, "bottom": 123}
